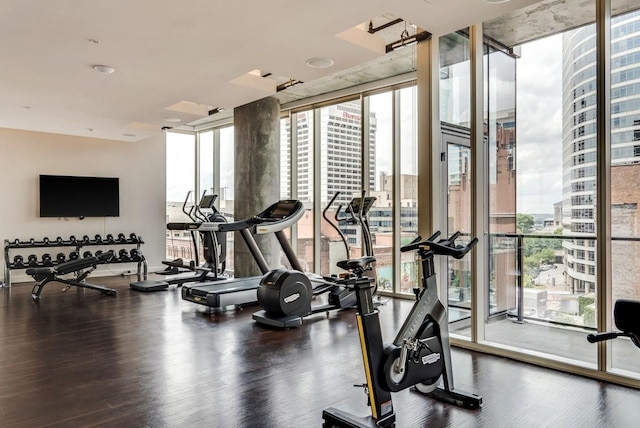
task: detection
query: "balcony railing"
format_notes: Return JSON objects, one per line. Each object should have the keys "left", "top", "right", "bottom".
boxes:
{"left": 487, "top": 232, "right": 640, "bottom": 329}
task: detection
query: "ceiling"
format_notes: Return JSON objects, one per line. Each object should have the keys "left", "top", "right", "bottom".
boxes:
{"left": 0, "top": 0, "right": 540, "bottom": 142}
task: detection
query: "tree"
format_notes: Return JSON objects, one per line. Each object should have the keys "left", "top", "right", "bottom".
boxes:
{"left": 516, "top": 213, "right": 535, "bottom": 234}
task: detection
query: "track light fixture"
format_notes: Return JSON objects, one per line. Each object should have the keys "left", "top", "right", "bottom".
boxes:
{"left": 365, "top": 17, "right": 431, "bottom": 53}
{"left": 386, "top": 29, "right": 431, "bottom": 53}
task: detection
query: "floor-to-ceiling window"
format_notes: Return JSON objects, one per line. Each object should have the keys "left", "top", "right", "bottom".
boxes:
{"left": 280, "top": 117, "right": 291, "bottom": 200}
{"left": 166, "top": 131, "right": 196, "bottom": 261}
{"left": 219, "top": 126, "right": 235, "bottom": 274}
{"left": 368, "top": 92, "right": 394, "bottom": 292}
{"left": 440, "top": 30, "right": 474, "bottom": 333}
{"left": 609, "top": 2, "right": 640, "bottom": 377}
{"left": 398, "top": 87, "right": 420, "bottom": 295}
{"left": 482, "top": 0, "right": 598, "bottom": 366}
{"left": 199, "top": 130, "right": 215, "bottom": 198}
{"left": 319, "top": 100, "right": 364, "bottom": 276}
{"left": 294, "top": 110, "right": 315, "bottom": 273}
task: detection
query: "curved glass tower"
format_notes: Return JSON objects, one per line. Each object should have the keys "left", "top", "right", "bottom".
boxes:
{"left": 563, "top": 10, "right": 640, "bottom": 295}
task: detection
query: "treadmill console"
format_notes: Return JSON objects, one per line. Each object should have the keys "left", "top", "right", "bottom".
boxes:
{"left": 262, "top": 200, "right": 301, "bottom": 220}
{"left": 253, "top": 200, "right": 305, "bottom": 235}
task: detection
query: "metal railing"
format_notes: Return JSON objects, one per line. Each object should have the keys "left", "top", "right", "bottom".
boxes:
{"left": 489, "top": 232, "right": 640, "bottom": 326}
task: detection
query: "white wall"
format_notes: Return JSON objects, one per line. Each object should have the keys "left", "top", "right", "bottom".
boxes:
{"left": 0, "top": 128, "right": 166, "bottom": 283}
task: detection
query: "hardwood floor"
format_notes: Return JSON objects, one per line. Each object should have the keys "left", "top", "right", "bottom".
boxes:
{"left": 1, "top": 275, "right": 639, "bottom": 427}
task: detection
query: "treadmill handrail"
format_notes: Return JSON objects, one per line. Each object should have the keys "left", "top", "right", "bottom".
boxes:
{"left": 167, "top": 222, "right": 214, "bottom": 231}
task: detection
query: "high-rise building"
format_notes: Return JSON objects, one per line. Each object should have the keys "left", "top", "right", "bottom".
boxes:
{"left": 281, "top": 102, "right": 377, "bottom": 206}
{"left": 563, "top": 10, "right": 640, "bottom": 295}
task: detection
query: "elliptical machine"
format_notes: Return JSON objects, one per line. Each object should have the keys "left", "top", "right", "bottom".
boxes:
{"left": 161, "top": 190, "right": 227, "bottom": 275}
{"left": 252, "top": 191, "right": 377, "bottom": 328}
{"left": 323, "top": 231, "right": 482, "bottom": 428}
{"left": 130, "top": 191, "right": 227, "bottom": 292}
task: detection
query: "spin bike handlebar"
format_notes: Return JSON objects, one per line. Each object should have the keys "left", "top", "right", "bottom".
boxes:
{"left": 587, "top": 332, "right": 622, "bottom": 343}
{"left": 587, "top": 331, "right": 640, "bottom": 347}
{"left": 401, "top": 231, "right": 478, "bottom": 259}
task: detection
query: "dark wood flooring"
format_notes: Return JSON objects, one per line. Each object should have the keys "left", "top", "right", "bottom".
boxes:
{"left": 1, "top": 275, "right": 639, "bottom": 428}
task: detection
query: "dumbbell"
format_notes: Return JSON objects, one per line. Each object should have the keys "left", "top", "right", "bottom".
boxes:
{"left": 29, "top": 238, "right": 36, "bottom": 246}
{"left": 82, "top": 251, "right": 93, "bottom": 259}
{"left": 129, "top": 248, "right": 143, "bottom": 262}
{"left": 118, "top": 249, "right": 131, "bottom": 263}
{"left": 106, "top": 234, "right": 115, "bottom": 244}
{"left": 56, "top": 253, "right": 67, "bottom": 264}
{"left": 117, "top": 233, "right": 127, "bottom": 243}
{"left": 41, "top": 253, "right": 53, "bottom": 267}
{"left": 94, "top": 234, "right": 103, "bottom": 244}
{"left": 12, "top": 255, "right": 25, "bottom": 268}
{"left": 69, "top": 235, "right": 77, "bottom": 244}
{"left": 69, "top": 251, "right": 79, "bottom": 260}
{"left": 96, "top": 250, "right": 115, "bottom": 262}
{"left": 13, "top": 238, "right": 20, "bottom": 245}
{"left": 82, "top": 235, "right": 91, "bottom": 244}
{"left": 42, "top": 237, "right": 50, "bottom": 246}
{"left": 56, "top": 236, "right": 64, "bottom": 244}
{"left": 129, "top": 233, "right": 139, "bottom": 243}
{"left": 27, "top": 254, "right": 39, "bottom": 267}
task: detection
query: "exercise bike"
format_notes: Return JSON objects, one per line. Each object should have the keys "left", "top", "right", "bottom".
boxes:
{"left": 252, "top": 191, "right": 377, "bottom": 328}
{"left": 587, "top": 299, "right": 640, "bottom": 349}
{"left": 323, "top": 231, "right": 482, "bottom": 428}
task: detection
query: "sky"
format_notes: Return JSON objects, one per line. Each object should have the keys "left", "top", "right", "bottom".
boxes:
{"left": 515, "top": 34, "right": 564, "bottom": 214}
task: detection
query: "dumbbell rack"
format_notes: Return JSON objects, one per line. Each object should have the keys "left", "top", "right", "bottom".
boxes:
{"left": 3, "top": 235, "right": 148, "bottom": 287}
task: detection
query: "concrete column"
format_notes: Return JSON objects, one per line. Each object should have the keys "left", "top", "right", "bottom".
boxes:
{"left": 234, "top": 97, "right": 281, "bottom": 277}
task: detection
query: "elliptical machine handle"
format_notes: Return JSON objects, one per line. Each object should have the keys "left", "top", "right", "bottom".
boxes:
{"left": 323, "top": 192, "right": 351, "bottom": 259}
{"left": 182, "top": 191, "right": 194, "bottom": 220}
{"left": 323, "top": 192, "right": 341, "bottom": 219}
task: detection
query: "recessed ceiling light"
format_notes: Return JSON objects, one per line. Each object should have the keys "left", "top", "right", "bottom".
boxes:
{"left": 93, "top": 65, "right": 115, "bottom": 74}
{"left": 306, "top": 57, "right": 334, "bottom": 68}
{"left": 123, "top": 133, "right": 136, "bottom": 137}
{"left": 87, "top": 128, "right": 94, "bottom": 132}
{"left": 164, "top": 117, "right": 182, "bottom": 123}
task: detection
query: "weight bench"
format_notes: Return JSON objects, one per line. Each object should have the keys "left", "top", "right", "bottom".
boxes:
{"left": 26, "top": 252, "right": 117, "bottom": 301}
{"left": 587, "top": 299, "right": 640, "bottom": 348}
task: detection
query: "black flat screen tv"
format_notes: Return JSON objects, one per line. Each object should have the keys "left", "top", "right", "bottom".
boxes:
{"left": 39, "top": 175, "right": 120, "bottom": 218}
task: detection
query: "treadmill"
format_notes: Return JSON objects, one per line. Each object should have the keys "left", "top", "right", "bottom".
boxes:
{"left": 181, "top": 199, "right": 305, "bottom": 309}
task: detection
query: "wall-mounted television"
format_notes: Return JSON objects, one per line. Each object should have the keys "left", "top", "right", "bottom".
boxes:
{"left": 39, "top": 175, "right": 120, "bottom": 218}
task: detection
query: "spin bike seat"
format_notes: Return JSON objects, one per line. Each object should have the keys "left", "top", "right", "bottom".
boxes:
{"left": 337, "top": 256, "right": 376, "bottom": 273}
